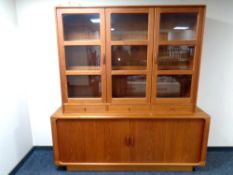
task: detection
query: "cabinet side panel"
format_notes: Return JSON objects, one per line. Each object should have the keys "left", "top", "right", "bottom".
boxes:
{"left": 51, "top": 118, "right": 60, "bottom": 165}
{"left": 56, "top": 9, "right": 68, "bottom": 103}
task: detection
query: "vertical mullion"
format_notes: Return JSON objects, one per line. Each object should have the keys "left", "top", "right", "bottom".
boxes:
{"left": 100, "top": 8, "right": 107, "bottom": 103}
{"left": 151, "top": 8, "right": 160, "bottom": 104}
{"left": 146, "top": 8, "right": 154, "bottom": 103}
{"left": 105, "top": 9, "right": 112, "bottom": 103}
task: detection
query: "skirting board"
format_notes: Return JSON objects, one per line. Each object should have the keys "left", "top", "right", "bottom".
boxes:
{"left": 9, "top": 146, "right": 233, "bottom": 174}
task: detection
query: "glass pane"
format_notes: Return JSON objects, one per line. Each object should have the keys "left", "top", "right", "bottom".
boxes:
{"left": 111, "top": 14, "right": 148, "bottom": 40}
{"left": 112, "top": 46, "right": 147, "bottom": 70}
{"left": 63, "top": 14, "right": 100, "bottom": 41}
{"left": 160, "top": 13, "right": 197, "bottom": 41}
{"left": 157, "top": 75, "right": 192, "bottom": 98}
{"left": 158, "top": 45, "right": 195, "bottom": 70}
{"left": 67, "top": 75, "right": 101, "bottom": 98}
{"left": 112, "top": 75, "right": 146, "bottom": 98}
{"left": 65, "top": 46, "right": 100, "bottom": 70}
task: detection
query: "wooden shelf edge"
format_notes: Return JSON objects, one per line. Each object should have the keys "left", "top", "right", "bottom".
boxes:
{"left": 51, "top": 106, "right": 211, "bottom": 119}
{"left": 56, "top": 5, "right": 206, "bottom": 9}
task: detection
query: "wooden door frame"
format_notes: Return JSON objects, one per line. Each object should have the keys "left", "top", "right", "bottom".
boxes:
{"left": 151, "top": 7, "right": 205, "bottom": 106}
{"left": 105, "top": 8, "right": 154, "bottom": 104}
{"left": 56, "top": 8, "right": 107, "bottom": 104}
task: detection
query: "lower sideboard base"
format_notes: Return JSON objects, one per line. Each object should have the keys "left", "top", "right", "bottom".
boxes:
{"left": 66, "top": 165, "right": 193, "bottom": 172}
{"left": 51, "top": 107, "right": 210, "bottom": 172}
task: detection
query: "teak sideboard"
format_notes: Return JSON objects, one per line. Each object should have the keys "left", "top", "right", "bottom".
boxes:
{"left": 51, "top": 5, "right": 210, "bottom": 172}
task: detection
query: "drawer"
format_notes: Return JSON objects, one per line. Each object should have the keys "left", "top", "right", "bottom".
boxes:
{"left": 63, "top": 104, "right": 106, "bottom": 113}
{"left": 152, "top": 104, "right": 193, "bottom": 114}
{"left": 108, "top": 105, "right": 150, "bottom": 113}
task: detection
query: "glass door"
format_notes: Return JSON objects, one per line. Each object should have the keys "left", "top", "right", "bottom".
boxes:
{"left": 152, "top": 7, "right": 203, "bottom": 103}
{"left": 106, "top": 8, "right": 154, "bottom": 104}
{"left": 56, "top": 8, "right": 106, "bottom": 103}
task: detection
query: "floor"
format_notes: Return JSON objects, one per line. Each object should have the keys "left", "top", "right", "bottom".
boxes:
{"left": 13, "top": 148, "right": 233, "bottom": 175}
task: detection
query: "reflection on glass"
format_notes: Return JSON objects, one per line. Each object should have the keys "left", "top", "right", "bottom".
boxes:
{"left": 157, "top": 75, "right": 192, "bottom": 98}
{"left": 65, "top": 46, "right": 100, "bottom": 70}
{"left": 111, "top": 14, "right": 148, "bottom": 40}
{"left": 112, "top": 75, "right": 146, "bottom": 98}
{"left": 63, "top": 14, "right": 100, "bottom": 41}
{"left": 160, "top": 13, "right": 197, "bottom": 41}
{"left": 158, "top": 45, "right": 195, "bottom": 70}
{"left": 67, "top": 75, "right": 101, "bottom": 98}
{"left": 112, "top": 46, "right": 147, "bottom": 70}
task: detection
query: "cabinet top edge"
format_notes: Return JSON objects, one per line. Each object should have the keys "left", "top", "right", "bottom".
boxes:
{"left": 55, "top": 5, "right": 206, "bottom": 9}
{"left": 51, "top": 107, "right": 210, "bottom": 119}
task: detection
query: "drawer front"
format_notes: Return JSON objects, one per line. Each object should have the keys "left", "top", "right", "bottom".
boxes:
{"left": 151, "top": 104, "right": 193, "bottom": 114}
{"left": 108, "top": 105, "right": 150, "bottom": 113}
{"left": 55, "top": 118, "right": 206, "bottom": 164}
{"left": 129, "top": 119, "right": 205, "bottom": 163}
{"left": 63, "top": 104, "right": 106, "bottom": 113}
{"left": 56, "top": 119, "right": 130, "bottom": 162}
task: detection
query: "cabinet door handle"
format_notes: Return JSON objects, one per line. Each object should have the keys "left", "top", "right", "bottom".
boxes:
{"left": 103, "top": 54, "right": 106, "bottom": 65}
{"left": 125, "top": 136, "right": 130, "bottom": 146}
{"left": 154, "top": 52, "right": 158, "bottom": 65}
{"left": 125, "top": 136, "right": 135, "bottom": 147}
{"left": 129, "top": 136, "right": 134, "bottom": 146}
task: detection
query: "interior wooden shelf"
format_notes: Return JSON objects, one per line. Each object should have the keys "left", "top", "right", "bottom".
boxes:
{"left": 67, "top": 66, "right": 101, "bottom": 70}
{"left": 111, "top": 70, "right": 147, "bottom": 75}
{"left": 157, "top": 70, "right": 194, "bottom": 75}
{"left": 66, "top": 70, "right": 101, "bottom": 75}
{"left": 159, "top": 40, "right": 197, "bottom": 45}
{"left": 112, "top": 66, "right": 147, "bottom": 70}
{"left": 64, "top": 40, "right": 101, "bottom": 46}
{"left": 110, "top": 40, "right": 149, "bottom": 45}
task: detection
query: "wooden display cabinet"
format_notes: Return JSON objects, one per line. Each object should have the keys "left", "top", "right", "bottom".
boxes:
{"left": 51, "top": 5, "right": 210, "bottom": 171}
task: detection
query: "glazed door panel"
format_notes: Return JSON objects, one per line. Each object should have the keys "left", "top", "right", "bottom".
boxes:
{"left": 56, "top": 8, "right": 107, "bottom": 103}
{"left": 105, "top": 8, "right": 154, "bottom": 104}
{"left": 151, "top": 7, "right": 205, "bottom": 105}
{"left": 129, "top": 119, "right": 204, "bottom": 163}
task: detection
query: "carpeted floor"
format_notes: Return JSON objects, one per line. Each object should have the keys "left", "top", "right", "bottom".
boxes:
{"left": 12, "top": 148, "right": 233, "bottom": 175}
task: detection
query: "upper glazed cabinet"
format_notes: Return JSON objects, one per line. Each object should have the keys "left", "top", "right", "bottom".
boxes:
{"left": 56, "top": 6, "right": 205, "bottom": 112}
